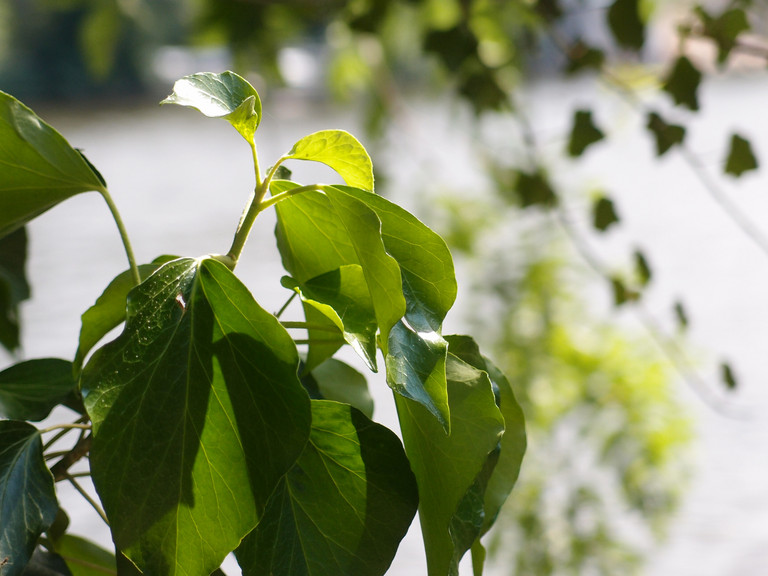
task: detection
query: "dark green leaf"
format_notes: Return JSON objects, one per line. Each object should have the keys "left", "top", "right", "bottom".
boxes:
{"left": 568, "top": 110, "right": 605, "bottom": 157}
{"left": 634, "top": 249, "right": 652, "bottom": 287}
{"left": 0, "top": 92, "right": 106, "bottom": 238}
{"left": 646, "top": 112, "right": 686, "bottom": 157}
{"left": 514, "top": 170, "right": 558, "bottom": 209}
{"left": 725, "top": 133, "right": 758, "bottom": 177}
{"left": 695, "top": 6, "right": 750, "bottom": 64}
{"left": 424, "top": 25, "right": 479, "bottom": 71}
{"left": 611, "top": 277, "right": 639, "bottom": 307}
{"left": 607, "top": 0, "right": 645, "bottom": 49}
{"left": 674, "top": 300, "right": 689, "bottom": 330}
{"left": 565, "top": 40, "right": 605, "bottom": 74}
{"left": 52, "top": 535, "right": 115, "bottom": 576}
{"left": 161, "top": 71, "right": 262, "bottom": 142}
{"left": 395, "top": 353, "right": 505, "bottom": 576}
{"left": 0, "top": 227, "right": 29, "bottom": 352}
{"left": 592, "top": 196, "right": 620, "bottom": 232}
{"left": 0, "top": 359, "right": 76, "bottom": 421}
{"left": 307, "top": 358, "right": 374, "bottom": 418}
{"left": 0, "top": 421, "right": 58, "bottom": 576}
{"left": 458, "top": 67, "right": 510, "bottom": 114}
{"left": 534, "top": 0, "right": 563, "bottom": 21}
{"left": 283, "top": 130, "right": 374, "bottom": 191}
{"left": 81, "top": 257, "right": 311, "bottom": 576}
{"left": 236, "top": 400, "right": 418, "bottom": 576}
{"left": 300, "top": 300, "right": 345, "bottom": 373}
{"left": 662, "top": 56, "right": 702, "bottom": 111}
{"left": 19, "top": 548, "right": 71, "bottom": 576}
{"left": 721, "top": 361, "right": 737, "bottom": 390}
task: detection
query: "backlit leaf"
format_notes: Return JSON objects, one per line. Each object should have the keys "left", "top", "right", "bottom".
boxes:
{"left": 0, "top": 92, "right": 106, "bottom": 238}
{"left": 284, "top": 130, "right": 374, "bottom": 191}
{"left": 567, "top": 109, "right": 605, "bottom": 157}
{"left": 725, "top": 133, "right": 758, "bottom": 177}
{"left": 0, "top": 227, "right": 29, "bottom": 352}
{"left": 0, "top": 359, "right": 76, "bottom": 421}
{"left": 161, "top": 71, "right": 262, "bottom": 142}
{"left": 607, "top": 0, "right": 645, "bottom": 49}
{"left": 0, "top": 421, "right": 58, "bottom": 576}
{"left": 646, "top": 112, "right": 686, "bottom": 157}
{"left": 236, "top": 400, "right": 418, "bottom": 576}
{"left": 81, "top": 257, "right": 311, "bottom": 576}
{"left": 662, "top": 56, "right": 702, "bottom": 111}
{"left": 514, "top": 170, "right": 558, "bottom": 209}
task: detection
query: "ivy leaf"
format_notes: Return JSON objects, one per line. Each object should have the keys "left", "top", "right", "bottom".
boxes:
{"left": 0, "top": 359, "right": 76, "bottom": 421}
{"left": 0, "top": 92, "right": 107, "bottom": 238}
{"left": 721, "top": 361, "right": 738, "bottom": 390}
{"left": 646, "top": 112, "right": 686, "bottom": 157}
{"left": 0, "top": 421, "right": 58, "bottom": 576}
{"left": 52, "top": 535, "right": 116, "bottom": 576}
{"left": 634, "top": 249, "right": 652, "bottom": 287}
{"left": 283, "top": 130, "right": 374, "bottom": 191}
{"left": 514, "top": 170, "right": 558, "bottom": 209}
{"left": 662, "top": 56, "right": 702, "bottom": 111}
{"left": 161, "top": 71, "right": 262, "bottom": 142}
{"left": 725, "top": 133, "right": 758, "bottom": 177}
{"left": 0, "top": 227, "right": 30, "bottom": 352}
{"left": 307, "top": 358, "right": 374, "bottom": 418}
{"left": 607, "top": 0, "right": 645, "bottom": 49}
{"left": 423, "top": 25, "right": 479, "bottom": 71}
{"left": 395, "top": 352, "right": 505, "bottom": 576}
{"left": 695, "top": 6, "right": 750, "bottom": 64}
{"left": 81, "top": 257, "right": 311, "bottom": 576}
{"left": 592, "top": 196, "right": 620, "bottom": 232}
{"left": 568, "top": 109, "right": 605, "bottom": 157}
{"left": 236, "top": 400, "right": 419, "bottom": 576}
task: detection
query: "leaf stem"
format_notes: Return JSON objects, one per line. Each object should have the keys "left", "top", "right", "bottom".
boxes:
{"left": 275, "top": 293, "right": 297, "bottom": 319}
{"left": 100, "top": 189, "right": 140, "bottom": 286}
{"left": 40, "top": 423, "right": 91, "bottom": 435}
{"left": 65, "top": 472, "right": 109, "bottom": 526}
{"left": 42, "top": 417, "right": 88, "bottom": 451}
{"left": 281, "top": 321, "right": 341, "bottom": 333}
{"left": 258, "top": 184, "right": 323, "bottom": 212}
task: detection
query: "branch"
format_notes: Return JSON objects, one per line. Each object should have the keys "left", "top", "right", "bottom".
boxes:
{"left": 50, "top": 434, "right": 92, "bottom": 482}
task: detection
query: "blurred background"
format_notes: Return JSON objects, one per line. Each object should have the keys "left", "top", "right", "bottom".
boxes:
{"left": 2, "top": 0, "right": 768, "bottom": 574}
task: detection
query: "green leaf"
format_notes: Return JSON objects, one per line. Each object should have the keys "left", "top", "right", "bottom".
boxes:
{"left": 395, "top": 353, "right": 505, "bottom": 576}
{"left": 721, "top": 361, "right": 737, "bottom": 390}
{"left": 674, "top": 300, "right": 689, "bottom": 330}
{"left": 695, "top": 6, "right": 750, "bottom": 64}
{"left": 725, "top": 133, "right": 758, "bottom": 177}
{"left": 284, "top": 130, "right": 374, "bottom": 191}
{"left": 423, "top": 25, "right": 479, "bottom": 71}
{"left": 0, "top": 227, "right": 30, "bottom": 352}
{"left": 74, "top": 259, "right": 173, "bottom": 373}
{"left": 514, "top": 170, "right": 558, "bottom": 209}
{"left": 0, "top": 421, "right": 58, "bottom": 576}
{"left": 17, "top": 547, "right": 71, "bottom": 576}
{"left": 634, "top": 249, "right": 652, "bottom": 287}
{"left": 592, "top": 196, "right": 620, "bottom": 232}
{"left": 607, "top": 0, "right": 645, "bottom": 49}
{"left": 662, "top": 56, "right": 702, "bottom": 111}
{"left": 646, "top": 112, "right": 686, "bottom": 157}
{"left": 565, "top": 40, "right": 605, "bottom": 74}
{"left": 567, "top": 109, "right": 605, "bottom": 157}
{"left": 610, "top": 276, "right": 639, "bottom": 307}
{"left": 236, "top": 400, "right": 419, "bottom": 576}
{"left": 0, "top": 92, "right": 106, "bottom": 238}
{"left": 308, "top": 359, "right": 374, "bottom": 418}
{"left": 299, "top": 300, "right": 345, "bottom": 373}
{"left": 160, "top": 71, "right": 262, "bottom": 142}
{"left": 53, "top": 535, "right": 116, "bottom": 576}
{"left": 0, "top": 359, "right": 76, "bottom": 421}
{"left": 81, "top": 257, "right": 311, "bottom": 576}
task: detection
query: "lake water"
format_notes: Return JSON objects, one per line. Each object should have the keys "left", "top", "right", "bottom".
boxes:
{"left": 10, "top": 72, "right": 768, "bottom": 575}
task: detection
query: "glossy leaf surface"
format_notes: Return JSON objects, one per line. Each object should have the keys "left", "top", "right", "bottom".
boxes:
{"left": 0, "top": 359, "right": 76, "bottom": 421}
{"left": 161, "top": 71, "right": 262, "bottom": 142}
{"left": 395, "top": 353, "right": 505, "bottom": 576}
{"left": 81, "top": 257, "right": 311, "bottom": 576}
{"left": 0, "top": 92, "right": 107, "bottom": 238}
{"left": 284, "top": 130, "right": 374, "bottom": 191}
{"left": 0, "top": 421, "right": 58, "bottom": 576}
{"left": 0, "top": 227, "right": 29, "bottom": 352}
{"left": 236, "top": 400, "right": 418, "bottom": 576}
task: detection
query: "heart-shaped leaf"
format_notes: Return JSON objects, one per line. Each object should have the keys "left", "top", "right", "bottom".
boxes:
{"left": 0, "top": 92, "right": 107, "bottom": 238}
{"left": 236, "top": 400, "right": 418, "bottom": 576}
{"left": 0, "top": 359, "right": 76, "bottom": 421}
{"left": 0, "top": 421, "right": 58, "bottom": 576}
{"left": 81, "top": 257, "right": 311, "bottom": 576}
{"left": 284, "top": 130, "right": 374, "bottom": 191}
{"left": 161, "top": 71, "right": 262, "bottom": 142}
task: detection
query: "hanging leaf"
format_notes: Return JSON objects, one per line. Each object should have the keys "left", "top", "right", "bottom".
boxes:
{"left": 0, "top": 92, "right": 107, "bottom": 238}
{"left": 662, "top": 56, "right": 702, "bottom": 111}
{"left": 0, "top": 359, "right": 76, "bottom": 421}
{"left": 592, "top": 196, "right": 620, "bottom": 232}
{"left": 395, "top": 352, "right": 505, "bottom": 576}
{"left": 161, "top": 71, "right": 262, "bottom": 142}
{"left": 725, "top": 133, "right": 758, "bottom": 177}
{"left": 236, "top": 400, "right": 419, "bottom": 576}
{"left": 634, "top": 249, "right": 652, "bottom": 287}
{"left": 694, "top": 6, "right": 750, "bottom": 64}
{"left": 0, "top": 227, "right": 29, "bottom": 352}
{"left": 646, "top": 112, "right": 686, "bottom": 157}
{"left": 0, "top": 421, "right": 58, "bottom": 576}
{"left": 607, "top": 0, "right": 645, "bottom": 50}
{"left": 721, "top": 361, "right": 737, "bottom": 390}
{"left": 81, "top": 257, "right": 311, "bottom": 576}
{"left": 283, "top": 130, "right": 374, "bottom": 191}
{"left": 568, "top": 109, "right": 605, "bottom": 157}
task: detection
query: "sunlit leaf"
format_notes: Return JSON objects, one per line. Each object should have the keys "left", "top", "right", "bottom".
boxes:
{"left": 0, "top": 227, "right": 29, "bottom": 352}
{"left": 395, "top": 353, "right": 505, "bottom": 576}
{"left": 0, "top": 92, "right": 106, "bottom": 238}
{"left": 607, "top": 0, "right": 645, "bottom": 49}
{"left": 646, "top": 112, "right": 686, "bottom": 157}
{"left": 81, "top": 257, "right": 311, "bottom": 576}
{"left": 284, "top": 130, "right": 374, "bottom": 191}
{"left": 662, "top": 56, "right": 702, "bottom": 111}
{"left": 592, "top": 196, "right": 620, "bottom": 232}
{"left": 161, "top": 71, "right": 262, "bottom": 142}
{"left": 0, "top": 359, "right": 76, "bottom": 421}
{"left": 236, "top": 400, "right": 418, "bottom": 576}
{"left": 0, "top": 421, "right": 58, "bottom": 576}
{"left": 725, "top": 133, "right": 758, "bottom": 177}
{"left": 567, "top": 109, "right": 605, "bottom": 157}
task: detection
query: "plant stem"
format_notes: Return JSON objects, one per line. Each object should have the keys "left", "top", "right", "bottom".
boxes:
{"left": 100, "top": 189, "right": 140, "bottom": 285}
{"left": 50, "top": 434, "right": 92, "bottom": 482}
{"left": 258, "top": 184, "right": 322, "bottom": 212}
{"left": 65, "top": 472, "right": 109, "bottom": 526}
{"left": 281, "top": 321, "right": 340, "bottom": 332}
{"left": 275, "top": 293, "right": 297, "bottom": 319}
{"left": 40, "top": 423, "right": 91, "bottom": 435}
